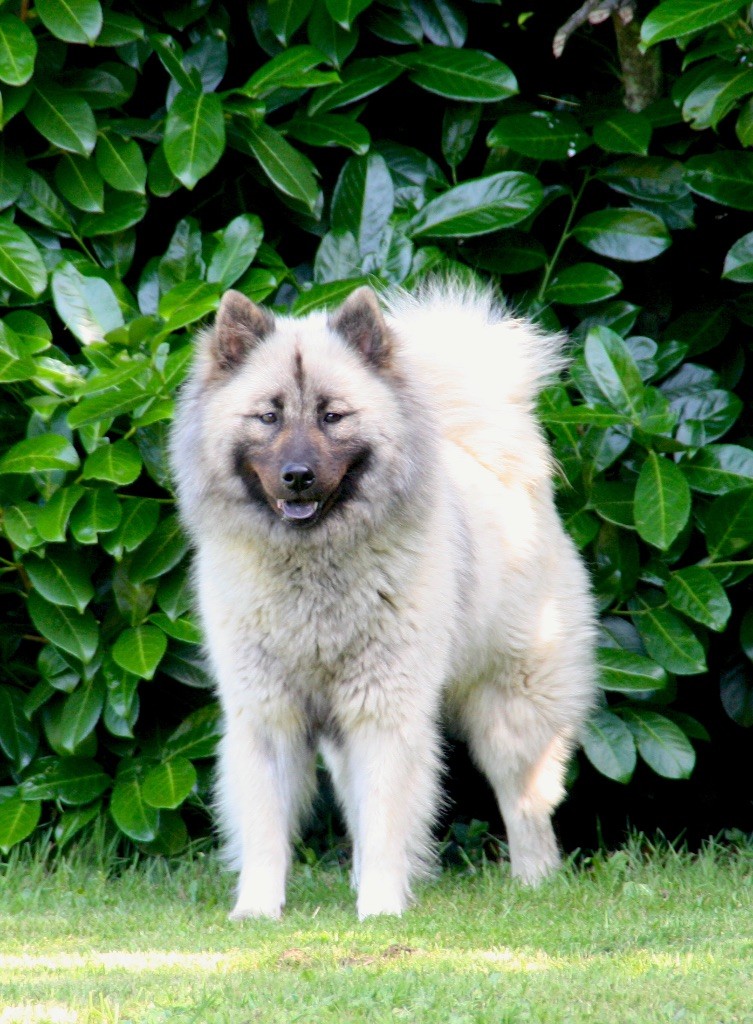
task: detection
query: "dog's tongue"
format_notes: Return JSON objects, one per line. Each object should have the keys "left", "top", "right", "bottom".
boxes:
{"left": 278, "top": 500, "right": 319, "bottom": 521}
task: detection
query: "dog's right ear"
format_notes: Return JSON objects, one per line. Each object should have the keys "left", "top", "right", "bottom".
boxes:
{"left": 208, "top": 290, "right": 273, "bottom": 373}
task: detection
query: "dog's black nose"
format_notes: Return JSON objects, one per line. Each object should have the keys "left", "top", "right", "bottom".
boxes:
{"left": 281, "top": 463, "right": 316, "bottom": 493}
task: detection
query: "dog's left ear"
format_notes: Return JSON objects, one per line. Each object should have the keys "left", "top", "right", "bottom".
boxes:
{"left": 329, "top": 287, "right": 391, "bottom": 369}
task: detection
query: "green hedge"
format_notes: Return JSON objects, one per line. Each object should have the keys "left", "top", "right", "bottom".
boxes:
{"left": 1, "top": 0, "right": 752, "bottom": 855}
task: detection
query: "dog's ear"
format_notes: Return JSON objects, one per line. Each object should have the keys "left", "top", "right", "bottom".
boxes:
{"left": 209, "top": 290, "right": 273, "bottom": 372}
{"left": 329, "top": 287, "right": 391, "bottom": 368}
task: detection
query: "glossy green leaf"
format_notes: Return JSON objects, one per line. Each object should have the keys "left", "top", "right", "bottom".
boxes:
{"left": 308, "top": 57, "right": 403, "bottom": 115}
{"left": 314, "top": 230, "right": 361, "bottom": 283}
{"left": 736, "top": 97, "right": 753, "bottom": 146}
{"left": 409, "top": 46, "right": 517, "bottom": 103}
{"left": 0, "top": 435, "right": 79, "bottom": 475}
{"left": 55, "top": 154, "right": 105, "bottom": 213}
{"left": 101, "top": 499, "right": 160, "bottom": 562}
{"left": 673, "top": 390, "right": 742, "bottom": 448}
{"left": 27, "top": 591, "right": 99, "bottom": 664}
{"left": 142, "top": 757, "right": 197, "bottom": 809}
{"left": 268, "top": 0, "right": 315, "bottom": 44}
{"left": 590, "top": 480, "right": 635, "bottom": 528}
{"left": 242, "top": 122, "right": 320, "bottom": 212}
{"left": 206, "top": 214, "right": 264, "bottom": 288}
{"left": 2, "top": 502, "right": 42, "bottom": 551}
{"left": 158, "top": 217, "right": 203, "bottom": 291}
{"left": 110, "top": 772, "right": 159, "bottom": 842}
{"left": 598, "top": 647, "right": 668, "bottom": 692}
{"left": 78, "top": 191, "right": 147, "bottom": 237}
{"left": 67, "top": 376, "right": 150, "bottom": 429}
{"left": 0, "top": 145, "right": 29, "bottom": 210}
{"left": 160, "top": 645, "right": 211, "bottom": 690}
{"left": 723, "top": 230, "right": 753, "bottom": 282}
{"left": 641, "top": 0, "right": 743, "bottom": 47}
{"left": 584, "top": 326, "right": 644, "bottom": 417}
{"left": 97, "top": 8, "right": 144, "bottom": 45}
{"left": 634, "top": 451, "right": 691, "bottom": 550}
{"left": 158, "top": 280, "right": 220, "bottom": 331}
{"left": 582, "top": 708, "right": 636, "bottom": 784}
{"left": 631, "top": 595, "right": 706, "bottom": 675}
{"left": 413, "top": 0, "right": 466, "bottom": 46}
{"left": 163, "top": 704, "right": 222, "bottom": 760}
{"left": 0, "top": 797, "right": 40, "bottom": 853}
{"left": 129, "top": 515, "right": 188, "bottom": 583}
{"left": 82, "top": 440, "right": 142, "bottom": 486}
{"left": 156, "top": 568, "right": 192, "bottom": 622}
{"left": 683, "top": 65, "right": 753, "bottom": 131}
{"left": 325, "top": 0, "right": 373, "bottom": 29}
{"left": 164, "top": 90, "right": 225, "bottom": 190}
{"left": 621, "top": 708, "right": 695, "bottom": 780}
{"left": 667, "top": 566, "right": 732, "bottom": 631}
{"left": 0, "top": 14, "right": 37, "bottom": 86}
{"left": 0, "top": 321, "right": 34, "bottom": 382}
{"left": 52, "top": 262, "right": 124, "bottom": 345}
{"left": 26, "top": 87, "right": 96, "bottom": 157}
{"left": 685, "top": 152, "right": 753, "bottom": 210}
{"left": 35, "top": 485, "right": 85, "bottom": 542}
{"left": 308, "top": 2, "right": 357, "bottom": 66}
{"left": 573, "top": 209, "right": 671, "bottom": 263}
{"left": 369, "top": 2, "right": 422, "bottom": 45}
{"left": 0, "top": 220, "right": 47, "bottom": 298}
{"left": 593, "top": 111, "right": 652, "bottom": 156}
{"left": 332, "top": 152, "right": 394, "bottom": 255}
{"left": 682, "top": 444, "right": 753, "bottom": 494}
{"left": 20, "top": 756, "right": 105, "bottom": 805}
{"left": 704, "top": 488, "right": 753, "bottom": 558}
{"left": 68, "top": 489, "right": 121, "bottom": 546}
{"left": 25, "top": 548, "right": 94, "bottom": 614}
{"left": 17, "top": 169, "right": 74, "bottom": 233}
{"left": 284, "top": 114, "right": 370, "bottom": 155}
{"left": 0, "top": 686, "right": 38, "bottom": 770}
{"left": 54, "top": 803, "right": 102, "bottom": 847}
{"left": 240, "top": 46, "right": 337, "bottom": 98}
{"left": 487, "top": 111, "right": 588, "bottom": 159}
{"left": 51, "top": 679, "right": 105, "bottom": 754}
{"left": 720, "top": 660, "right": 753, "bottom": 728}
{"left": 407, "top": 171, "right": 542, "bottom": 239}
{"left": 442, "top": 103, "right": 481, "bottom": 169}
{"left": 547, "top": 263, "right": 622, "bottom": 305}
{"left": 112, "top": 625, "right": 167, "bottom": 681}
{"left": 95, "top": 134, "right": 147, "bottom": 194}
{"left": 35, "top": 0, "right": 103, "bottom": 44}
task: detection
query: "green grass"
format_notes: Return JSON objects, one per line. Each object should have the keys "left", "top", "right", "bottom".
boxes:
{"left": 1, "top": 838, "right": 752, "bottom": 1024}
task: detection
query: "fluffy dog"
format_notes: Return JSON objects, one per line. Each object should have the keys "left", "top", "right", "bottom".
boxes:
{"left": 170, "top": 280, "right": 596, "bottom": 920}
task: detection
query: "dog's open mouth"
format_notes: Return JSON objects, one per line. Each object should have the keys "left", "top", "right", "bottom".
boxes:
{"left": 276, "top": 499, "right": 321, "bottom": 523}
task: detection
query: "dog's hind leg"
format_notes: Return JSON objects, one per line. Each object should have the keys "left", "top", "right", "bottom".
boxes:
{"left": 459, "top": 679, "right": 586, "bottom": 885}
{"left": 218, "top": 712, "right": 316, "bottom": 920}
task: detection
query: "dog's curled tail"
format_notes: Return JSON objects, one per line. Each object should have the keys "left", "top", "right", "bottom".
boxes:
{"left": 384, "top": 279, "right": 566, "bottom": 484}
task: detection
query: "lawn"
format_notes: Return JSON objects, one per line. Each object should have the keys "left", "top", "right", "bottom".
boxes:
{"left": 1, "top": 839, "right": 752, "bottom": 1024}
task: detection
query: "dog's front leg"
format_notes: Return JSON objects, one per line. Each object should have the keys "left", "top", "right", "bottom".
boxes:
{"left": 217, "top": 712, "right": 315, "bottom": 921}
{"left": 338, "top": 714, "right": 442, "bottom": 920}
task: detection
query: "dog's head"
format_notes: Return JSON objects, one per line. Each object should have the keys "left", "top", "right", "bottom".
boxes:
{"left": 174, "top": 287, "right": 432, "bottom": 541}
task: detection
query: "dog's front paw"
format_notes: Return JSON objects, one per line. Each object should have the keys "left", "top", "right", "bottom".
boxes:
{"left": 357, "top": 879, "right": 407, "bottom": 920}
{"left": 229, "top": 897, "right": 284, "bottom": 922}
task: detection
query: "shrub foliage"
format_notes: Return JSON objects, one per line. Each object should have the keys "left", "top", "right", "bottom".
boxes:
{"left": 1, "top": 0, "right": 753, "bottom": 854}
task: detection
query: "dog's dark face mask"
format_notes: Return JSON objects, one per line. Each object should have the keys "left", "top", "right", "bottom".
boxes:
{"left": 234, "top": 418, "right": 372, "bottom": 530}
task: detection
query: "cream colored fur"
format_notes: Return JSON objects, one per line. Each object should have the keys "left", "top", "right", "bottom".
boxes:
{"left": 170, "top": 281, "right": 597, "bottom": 921}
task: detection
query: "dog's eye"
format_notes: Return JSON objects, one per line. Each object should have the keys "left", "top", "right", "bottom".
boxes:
{"left": 323, "top": 412, "right": 343, "bottom": 424}
{"left": 258, "top": 411, "right": 278, "bottom": 425}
